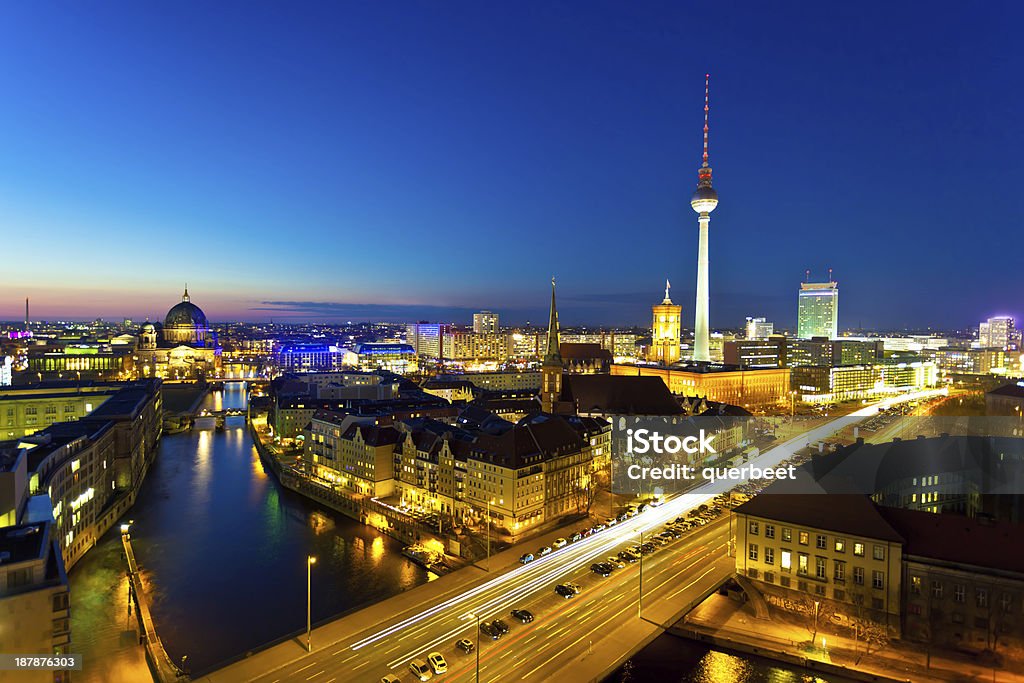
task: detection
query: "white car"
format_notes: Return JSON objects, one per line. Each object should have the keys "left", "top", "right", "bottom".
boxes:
{"left": 409, "top": 658, "right": 433, "bottom": 681}
{"left": 606, "top": 556, "right": 626, "bottom": 568}
{"left": 552, "top": 538, "right": 568, "bottom": 549}
{"left": 427, "top": 652, "right": 448, "bottom": 674}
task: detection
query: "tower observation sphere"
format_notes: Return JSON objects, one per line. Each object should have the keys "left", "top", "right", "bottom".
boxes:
{"left": 691, "top": 185, "right": 718, "bottom": 214}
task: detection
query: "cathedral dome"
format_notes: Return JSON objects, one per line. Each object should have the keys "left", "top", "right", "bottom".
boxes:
{"left": 165, "top": 301, "right": 208, "bottom": 328}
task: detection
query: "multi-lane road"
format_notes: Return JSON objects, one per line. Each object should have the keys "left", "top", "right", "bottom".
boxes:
{"left": 203, "top": 394, "right": 934, "bottom": 683}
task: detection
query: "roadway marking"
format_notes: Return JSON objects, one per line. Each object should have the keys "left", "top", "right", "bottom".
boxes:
{"left": 295, "top": 663, "right": 314, "bottom": 673}
{"left": 305, "top": 671, "right": 324, "bottom": 680}
{"left": 352, "top": 660, "right": 369, "bottom": 670}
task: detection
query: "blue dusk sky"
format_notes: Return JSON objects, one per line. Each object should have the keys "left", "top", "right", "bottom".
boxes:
{"left": 0, "top": 2, "right": 1020, "bottom": 329}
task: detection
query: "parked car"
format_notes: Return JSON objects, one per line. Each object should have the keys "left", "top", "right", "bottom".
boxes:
{"left": 479, "top": 622, "right": 501, "bottom": 640}
{"left": 381, "top": 676, "right": 402, "bottom": 683}
{"left": 593, "top": 523, "right": 607, "bottom": 532}
{"left": 619, "top": 550, "right": 639, "bottom": 563}
{"left": 511, "top": 609, "right": 535, "bottom": 623}
{"left": 605, "top": 517, "right": 618, "bottom": 526}
{"left": 491, "top": 619, "right": 510, "bottom": 635}
{"left": 537, "top": 546, "right": 552, "bottom": 556}
{"left": 455, "top": 638, "right": 474, "bottom": 653}
{"left": 571, "top": 532, "right": 583, "bottom": 542}
{"left": 552, "top": 538, "right": 568, "bottom": 549}
{"left": 409, "top": 659, "right": 433, "bottom": 681}
{"left": 590, "top": 562, "right": 611, "bottom": 577}
{"left": 606, "top": 556, "right": 626, "bottom": 568}
{"left": 427, "top": 652, "right": 448, "bottom": 674}
{"left": 520, "top": 553, "right": 535, "bottom": 564}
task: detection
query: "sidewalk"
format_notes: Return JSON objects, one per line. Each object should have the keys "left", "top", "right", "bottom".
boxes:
{"left": 678, "top": 593, "right": 1024, "bottom": 683}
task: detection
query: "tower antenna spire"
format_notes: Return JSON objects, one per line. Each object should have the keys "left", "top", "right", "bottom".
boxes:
{"left": 702, "top": 73, "right": 710, "bottom": 167}
{"left": 828, "top": 267, "right": 833, "bottom": 282}
{"left": 665, "top": 278, "right": 671, "bottom": 302}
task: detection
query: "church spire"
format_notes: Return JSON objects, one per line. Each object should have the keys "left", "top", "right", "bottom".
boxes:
{"left": 182, "top": 283, "right": 190, "bottom": 302}
{"left": 663, "top": 278, "right": 672, "bottom": 304}
{"left": 543, "top": 277, "right": 561, "bottom": 362}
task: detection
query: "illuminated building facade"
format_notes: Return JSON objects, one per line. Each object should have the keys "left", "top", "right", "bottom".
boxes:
{"left": 797, "top": 280, "right": 839, "bottom": 339}
{"left": 346, "top": 343, "right": 416, "bottom": 373}
{"left": 611, "top": 363, "right": 790, "bottom": 412}
{"left": 648, "top": 280, "right": 682, "bottom": 364}
{"left": 273, "top": 343, "right": 346, "bottom": 374}
{"left": 790, "top": 360, "right": 938, "bottom": 403}
{"left": 406, "top": 323, "right": 451, "bottom": 360}
{"left": 933, "top": 348, "right": 1007, "bottom": 376}
{"left": 135, "top": 287, "right": 221, "bottom": 379}
{"left": 979, "top": 316, "right": 1016, "bottom": 350}
{"left": 443, "top": 332, "right": 512, "bottom": 361}
{"left": 745, "top": 317, "right": 774, "bottom": 340}
{"left": 472, "top": 311, "right": 499, "bottom": 334}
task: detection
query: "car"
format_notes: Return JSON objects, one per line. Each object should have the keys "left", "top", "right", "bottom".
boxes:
{"left": 637, "top": 503, "right": 649, "bottom": 513}
{"left": 605, "top": 517, "right": 618, "bottom": 526}
{"left": 616, "top": 512, "right": 629, "bottom": 522}
{"left": 537, "top": 546, "right": 552, "bottom": 556}
{"left": 640, "top": 543, "right": 656, "bottom": 554}
{"left": 650, "top": 499, "right": 664, "bottom": 507}
{"left": 651, "top": 536, "right": 669, "bottom": 547}
{"left": 409, "top": 659, "right": 434, "bottom": 681}
{"left": 455, "top": 638, "right": 474, "bottom": 653}
{"left": 667, "top": 528, "right": 684, "bottom": 539}
{"left": 555, "top": 584, "right": 576, "bottom": 598}
{"left": 606, "top": 556, "right": 626, "bottom": 568}
{"left": 593, "top": 523, "right": 607, "bottom": 532}
{"left": 511, "top": 609, "right": 535, "bottom": 623}
{"left": 519, "top": 553, "right": 535, "bottom": 564}
{"left": 590, "top": 562, "right": 612, "bottom": 577}
{"left": 629, "top": 544, "right": 643, "bottom": 555}
{"left": 479, "top": 622, "right": 501, "bottom": 640}
{"left": 427, "top": 652, "right": 448, "bottom": 674}
{"left": 381, "top": 676, "right": 402, "bottom": 683}
{"left": 491, "top": 618, "right": 510, "bottom": 635}
{"left": 552, "top": 538, "right": 568, "bottom": 549}
{"left": 571, "top": 532, "right": 583, "bottom": 542}
{"left": 619, "top": 550, "right": 638, "bottom": 563}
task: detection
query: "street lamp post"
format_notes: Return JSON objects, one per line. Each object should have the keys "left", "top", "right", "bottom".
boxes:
{"left": 306, "top": 555, "right": 317, "bottom": 652}
{"left": 466, "top": 612, "right": 480, "bottom": 682}
{"left": 638, "top": 530, "right": 644, "bottom": 619}
{"left": 812, "top": 599, "right": 820, "bottom": 646}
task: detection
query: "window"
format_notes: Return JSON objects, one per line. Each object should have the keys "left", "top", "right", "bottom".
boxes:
{"left": 974, "top": 616, "right": 988, "bottom": 629}
{"left": 815, "top": 584, "right": 826, "bottom": 597}
{"left": 872, "top": 571, "right": 884, "bottom": 590}
{"left": 977, "top": 589, "right": 988, "bottom": 609}
{"left": 781, "top": 550, "right": 792, "bottom": 571}
{"left": 798, "top": 553, "right": 809, "bottom": 576}
{"left": 798, "top": 531, "right": 809, "bottom": 545}
{"left": 816, "top": 534, "right": 827, "bottom": 550}
{"left": 749, "top": 544, "right": 759, "bottom": 561}
{"left": 853, "top": 566, "right": 864, "bottom": 586}
{"left": 765, "top": 524, "right": 775, "bottom": 539}
{"left": 873, "top": 545, "right": 885, "bottom": 561}
{"left": 834, "top": 538, "right": 845, "bottom": 553}
{"left": 780, "top": 576, "right": 791, "bottom": 588}
{"left": 911, "top": 576, "right": 922, "bottom": 595}
{"left": 932, "top": 581, "right": 943, "bottom": 599}
{"left": 853, "top": 542, "right": 865, "bottom": 557}
{"left": 764, "top": 572, "right": 774, "bottom": 584}
{"left": 872, "top": 597, "right": 884, "bottom": 610}
{"left": 764, "top": 547, "right": 774, "bottom": 565}
{"left": 954, "top": 584, "right": 965, "bottom": 603}
{"left": 834, "top": 560, "right": 845, "bottom": 582}
{"left": 951, "top": 612, "right": 964, "bottom": 624}
{"left": 782, "top": 527, "right": 792, "bottom": 542}
{"left": 749, "top": 521, "right": 759, "bottom": 535}
{"left": 816, "top": 557, "right": 826, "bottom": 580}
{"left": 834, "top": 588, "right": 845, "bottom": 601}
{"left": 1001, "top": 593, "right": 1013, "bottom": 613}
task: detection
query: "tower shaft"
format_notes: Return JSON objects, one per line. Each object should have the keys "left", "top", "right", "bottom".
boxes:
{"left": 694, "top": 215, "right": 711, "bottom": 362}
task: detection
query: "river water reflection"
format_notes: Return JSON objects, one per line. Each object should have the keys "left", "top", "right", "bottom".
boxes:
{"left": 117, "top": 383, "right": 429, "bottom": 674}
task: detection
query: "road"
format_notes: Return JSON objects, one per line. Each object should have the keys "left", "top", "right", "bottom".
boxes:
{"left": 202, "top": 396, "right": 921, "bottom": 683}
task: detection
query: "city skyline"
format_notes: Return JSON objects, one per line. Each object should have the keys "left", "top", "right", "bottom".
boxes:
{"left": 2, "top": 3, "right": 1021, "bottom": 327}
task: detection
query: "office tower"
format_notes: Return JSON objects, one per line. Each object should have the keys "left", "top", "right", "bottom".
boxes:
{"left": 797, "top": 279, "right": 839, "bottom": 339}
{"left": 473, "top": 310, "right": 499, "bottom": 334}
{"left": 690, "top": 74, "right": 718, "bottom": 363}
{"left": 648, "top": 280, "right": 682, "bottom": 364}
{"left": 745, "top": 317, "right": 774, "bottom": 340}
{"left": 978, "top": 316, "right": 1015, "bottom": 349}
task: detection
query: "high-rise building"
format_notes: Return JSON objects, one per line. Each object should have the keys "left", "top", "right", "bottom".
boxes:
{"left": 690, "top": 74, "right": 718, "bottom": 363}
{"left": 405, "top": 323, "right": 450, "bottom": 359}
{"left": 978, "top": 316, "right": 1015, "bottom": 350}
{"left": 745, "top": 317, "right": 774, "bottom": 340}
{"left": 472, "top": 311, "right": 499, "bottom": 334}
{"left": 797, "top": 280, "right": 839, "bottom": 339}
{"left": 648, "top": 280, "right": 682, "bottom": 364}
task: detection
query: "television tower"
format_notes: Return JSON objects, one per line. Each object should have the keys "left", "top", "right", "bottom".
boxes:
{"left": 690, "top": 74, "right": 718, "bottom": 363}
